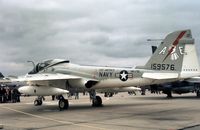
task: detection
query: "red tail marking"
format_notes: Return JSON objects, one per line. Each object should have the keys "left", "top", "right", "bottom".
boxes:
{"left": 162, "top": 31, "right": 186, "bottom": 62}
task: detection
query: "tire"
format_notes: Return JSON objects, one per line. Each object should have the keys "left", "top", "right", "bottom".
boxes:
{"left": 104, "top": 93, "right": 108, "bottom": 97}
{"left": 92, "top": 96, "right": 102, "bottom": 107}
{"left": 59, "top": 99, "right": 69, "bottom": 110}
{"left": 109, "top": 93, "right": 113, "bottom": 97}
{"left": 34, "top": 100, "right": 42, "bottom": 106}
{"left": 38, "top": 100, "right": 42, "bottom": 105}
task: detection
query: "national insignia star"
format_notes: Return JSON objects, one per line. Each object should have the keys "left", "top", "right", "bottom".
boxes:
{"left": 120, "top": 71, "right": 127, "bottom": 80}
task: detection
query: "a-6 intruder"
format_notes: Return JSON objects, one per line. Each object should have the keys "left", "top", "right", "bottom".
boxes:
{"left": 5, "top": 30, "right": 200, "bottom": 110}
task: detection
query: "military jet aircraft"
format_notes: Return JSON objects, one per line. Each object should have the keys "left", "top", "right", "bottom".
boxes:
{"left": 2, "top": 30, "right": 200, "bottom": 110}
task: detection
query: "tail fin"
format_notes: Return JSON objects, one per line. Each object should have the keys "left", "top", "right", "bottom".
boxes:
{"left": 151, "top": 46, "right": 157, "bottom": 54}
{"left": 0, "top": 72, "right": 4, "bottom": 78}
{"left": 143, "top": 30, "right": 200, "bottom": 77}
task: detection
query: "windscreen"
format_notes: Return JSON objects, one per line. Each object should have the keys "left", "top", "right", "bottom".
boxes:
{"left": 28, "top": 61, "right": 51, "bottom": 74}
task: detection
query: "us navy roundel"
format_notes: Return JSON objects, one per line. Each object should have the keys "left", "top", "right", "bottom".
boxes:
{"left": 119, "top": 70, "right": 128, "bottom": 81}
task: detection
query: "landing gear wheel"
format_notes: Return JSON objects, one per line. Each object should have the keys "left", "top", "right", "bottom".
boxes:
{"left": 109, "top": 93, "right": 113, "bottom": 97}
{"left": 59, "top": 99, "right": 69, "bottom": 110}
{"left": 104, "top": 92, "right": 108, "bottom": 97}
{"left": 34, "top": 99, "right": 42, "bottom": 106}
{"left": 92, "top": 96, "right": 102, "bottom": 107}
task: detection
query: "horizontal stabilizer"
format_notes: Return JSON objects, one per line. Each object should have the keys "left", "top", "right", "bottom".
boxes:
{"left": 186, "top": 77, "right": 200, "bottom": 83}
{"left": 142, "top": 72, "right": 179, "bottom": 79}
{"left": 0, "top": 72, "right": 4, "bottom": 78}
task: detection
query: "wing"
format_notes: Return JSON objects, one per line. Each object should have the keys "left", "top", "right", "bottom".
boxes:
{"left": 16, "top": 73, "right": 82, "bottom": 82}
{"left": 9, "top": 73, "right": 99, "bottom": 96}
{"left": 15, "top": 73, "right": 98, "bottom": 89}
{"left": 0, "top": 73, "right": 83, "bottom": 86}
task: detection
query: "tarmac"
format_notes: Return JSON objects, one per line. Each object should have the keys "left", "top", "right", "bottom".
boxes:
{"left": 0, "top": 92, "right": 200, "bottom": 130}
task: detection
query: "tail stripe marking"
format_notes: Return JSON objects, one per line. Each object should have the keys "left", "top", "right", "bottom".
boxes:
{"left": 162, "top": 31, "right": 186, "bottom": 62}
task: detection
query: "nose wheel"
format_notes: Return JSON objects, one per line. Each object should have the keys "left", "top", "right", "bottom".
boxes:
{"left": 34, "top": 96, "right": 44, "bottom": 106}
{"left": 34, "top": 99, "right": 42, "bottom": 106}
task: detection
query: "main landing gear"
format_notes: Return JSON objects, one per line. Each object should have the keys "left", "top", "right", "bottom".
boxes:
{"left": 58, "top": 91, "right": 103, "bottom": 110}
{"left": 90, "top": 90, "right": 102, "bottom": 107}
{"left": 195, "top": 84, "right": 200, "bottom": 98}
{"left": 58, "top": 95, "right": 69, "bottom": 110}
{"left": 166, "top": 91, "right": 172, "bottom": 98}
{"left": 33, "top": 91, "right": 102, "bottom": 110}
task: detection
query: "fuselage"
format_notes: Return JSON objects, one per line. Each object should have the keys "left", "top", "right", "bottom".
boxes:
{"left": 33, "top": 62, "right": 178, "bottom": 89}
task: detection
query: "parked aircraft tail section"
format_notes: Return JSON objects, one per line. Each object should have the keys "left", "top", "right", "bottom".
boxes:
{"left": 142, "top": 30, "right": 200, "bottom": 77}
{"left": 0, "top": 72, "right": 4, "bottom": 78}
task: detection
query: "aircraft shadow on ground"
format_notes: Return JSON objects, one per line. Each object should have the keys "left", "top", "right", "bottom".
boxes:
{"left": 134, "top": 95, "right": 200, "bottom": 100}
{"left": 13, "top": 101, "right": 162, "bottom": 114}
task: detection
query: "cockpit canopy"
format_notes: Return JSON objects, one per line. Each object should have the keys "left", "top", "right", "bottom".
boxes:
{"left": 28, "top": 59, "right": 70, "bottom": 74}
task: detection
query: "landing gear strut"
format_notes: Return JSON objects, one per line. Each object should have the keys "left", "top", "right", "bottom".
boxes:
{"left": 195, "top": 84, "right": 200, "bottom": 98}
{"left": 90, "top": 90, "right": 102, "bottom": 107}
{"left": 166, "top": 91, "right": 172, "bottom": 98}
{"left": 196, "top": 90, "right": 200, "bottom": 97}
{"left": 104, "top": 92, "right": 114, "bottom": 97}
{"left": 163, "top": 89, "right": 172, "bottom": 98}
{"left": 58, "top": 95, "right": 69, "bottom": 110}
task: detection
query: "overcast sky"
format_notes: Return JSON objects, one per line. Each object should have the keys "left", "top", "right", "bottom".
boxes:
{"left": 0, "top": 0, "right": 200, "bottom": 76}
